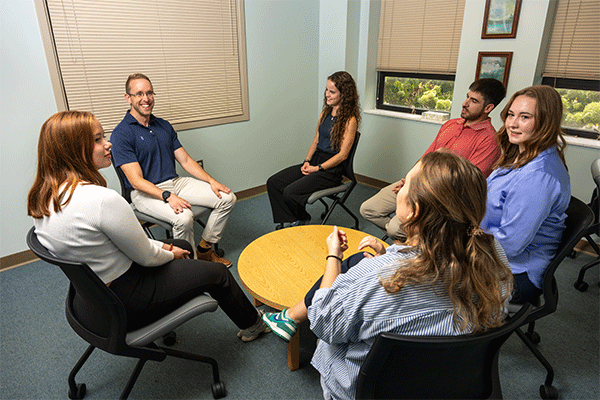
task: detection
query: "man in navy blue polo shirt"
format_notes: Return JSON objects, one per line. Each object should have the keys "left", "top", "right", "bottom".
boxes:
{"left": 110, "top": 73, "right": 236, "bottom": 267}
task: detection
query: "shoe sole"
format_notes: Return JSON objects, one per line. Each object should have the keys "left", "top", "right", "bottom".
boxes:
{"left": 261, "top": 314, "right": 295, "bottom": 342}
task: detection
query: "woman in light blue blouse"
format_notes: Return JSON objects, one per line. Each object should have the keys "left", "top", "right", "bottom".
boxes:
{"left": 264, "top": 150, "right": 513, "bottom": 400}
{"left": 481, "top": 85, "right": 571, "bottom": 304}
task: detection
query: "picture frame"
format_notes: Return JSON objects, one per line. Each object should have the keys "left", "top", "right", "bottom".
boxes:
{"left": 475, "top": 52, "right": 513, "bottom": 88}
{"left": 481, "top": 0, "right": 522, "bottom": 39}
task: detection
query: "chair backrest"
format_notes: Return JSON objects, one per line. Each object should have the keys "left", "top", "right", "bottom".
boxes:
{"left": 591, "top": 158, "right": 600, "bottom": 229}
{"left": 112, "top": 160, "right": 133, "bottom": 203}
{"left": 530, "top": 196, "right": 594, "bottom": 321}
{"left": 592, "top": 158, "right": 600, "bottom": 190}
{"left": 356, "top": 304, "right": 532, "bottom": 400}
{"left": 342, "top": 131, "right": 360, "bottom": 182}
{"left": 26, "top": 227, "right": 162, "bottom": 361}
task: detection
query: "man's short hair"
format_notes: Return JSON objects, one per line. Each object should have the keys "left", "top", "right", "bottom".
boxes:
{"left": 125, "top": 73, "right": 152, "bottom": 94}
{"left": 469, "top": 78, "right": 506, "bottom": 108}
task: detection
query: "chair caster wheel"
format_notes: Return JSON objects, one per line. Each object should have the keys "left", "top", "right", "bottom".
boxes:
{"left": 574, "top": 280, "right": 589, "bottom": 292}
{"left": 275, "top": 223, "right": 283, "bottom": 230}
{"left": 540, "top": 384, "right": 558, "bottom": 399}
{"left": 525, "top": 331, "right": 541, "bottom": 344}
{"left": 211, "top": 381, "right": 227, "bottom": 398}
{"left": 215, "top": 248, "right": 225, "bottom": 257}
{"left": 569, "top": 250, "right": 577, "bottom": 259}
{"left": 320, "top": 212, "right": 327, "bottom": 219}
{"left": 68, "top": 383, "right": 86, "bottom": 399}
{"left": 162, "top": 331, "right": 177, "bottom": 346}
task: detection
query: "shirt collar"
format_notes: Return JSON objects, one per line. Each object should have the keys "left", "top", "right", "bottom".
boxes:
{"left": 456, "top": 117, "right": 493, "bottom": 131}
{"left": 124, "top": 110, "right": 156, "bottom": 126}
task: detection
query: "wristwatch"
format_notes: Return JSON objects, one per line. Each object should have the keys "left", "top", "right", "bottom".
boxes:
{"left": 318, "top": 164, "right": 324, "bottom": 171}
{"left": 162, "top": 191, "right": 171, "bottom": 202}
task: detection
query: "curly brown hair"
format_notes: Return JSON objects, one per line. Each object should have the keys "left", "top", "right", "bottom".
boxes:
{"left": 27, "top": 111, "right": 107, "bottom": 218}
{"left": 381, "top": 150, "right": 513, "bottom": 332}
{"left": 494, "top": 85, "right": 567, "bottom": 170}
{"left": 319, "top": 71, "right": 361, "bottom": 149}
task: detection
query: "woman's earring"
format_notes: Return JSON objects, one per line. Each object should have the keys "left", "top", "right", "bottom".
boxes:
{"left": 405, "top": 212, "right": 413, "bottom": 221}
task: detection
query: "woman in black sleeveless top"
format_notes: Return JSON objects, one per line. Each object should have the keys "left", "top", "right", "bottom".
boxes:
{"left": 267, "top": 71, "right": 361, "bottom": 229}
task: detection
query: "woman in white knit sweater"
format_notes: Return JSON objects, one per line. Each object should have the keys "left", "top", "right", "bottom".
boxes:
{"left": 27, "top": 110, "right": 270, "bottom": 342}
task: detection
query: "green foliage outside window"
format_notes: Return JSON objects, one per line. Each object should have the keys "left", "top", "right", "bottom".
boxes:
{"left": 557, "top": 88, "right": 600, "bottom": 135}
{"left": 383, "top": 77, "right": 454, "bottom": 112}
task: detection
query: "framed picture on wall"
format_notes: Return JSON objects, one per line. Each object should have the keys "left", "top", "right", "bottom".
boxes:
{"left": 481, "top": 0, "right": 522, "bottom": 39}
{"left": 475, "top": 52, "right": 513, "bottom": 87}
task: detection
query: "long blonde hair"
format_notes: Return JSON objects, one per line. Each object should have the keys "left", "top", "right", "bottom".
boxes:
{"left": 495, "top": 85, "right": 567, "bottom": 169}
{"left": 27, "top": 111, "right": 106, "bottom": 218}
{"left": 381, "top": 150, "right": 513, "bottom": 332}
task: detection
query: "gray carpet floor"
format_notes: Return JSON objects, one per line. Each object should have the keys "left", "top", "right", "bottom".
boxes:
{"left": 2, "top": 184, "right": 599, "bottom": 399}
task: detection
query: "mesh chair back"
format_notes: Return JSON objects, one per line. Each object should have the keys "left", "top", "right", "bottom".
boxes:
{"left": 356, "top": 304, "right": 531, "bottom": 399}
{"left": 26, "top": 227, "right": 160, "bottom": 360}
{"left": 342, "top": 131, "right": 360, "bottom": 182}
{"left": 591, "top": 158, "right": 599, "bottom": 229}
{"left": 531, "top": 197, "right": 594, "bottom": 319}
{"left": 113, "top": 161, "right": 133, "bottom": 203}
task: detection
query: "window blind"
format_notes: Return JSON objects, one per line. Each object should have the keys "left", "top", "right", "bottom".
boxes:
{"left": 377, "top": 0, "right": 466, "bottom": 74}
{"left": 37, "top": 0, "right": 249, "bottom": 134}
{"left": 543, "top": 0, "right": 600, "bottom": 81}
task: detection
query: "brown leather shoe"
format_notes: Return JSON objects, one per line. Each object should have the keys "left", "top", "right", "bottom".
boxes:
{"left": 196, "top": 248, "right": 232, "bottom": 268}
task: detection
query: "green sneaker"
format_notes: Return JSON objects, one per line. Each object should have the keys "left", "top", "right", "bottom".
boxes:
{"left": 262, "top": 309, "right": 298, "bottom": 343}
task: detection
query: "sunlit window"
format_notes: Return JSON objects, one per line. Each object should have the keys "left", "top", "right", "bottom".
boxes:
{"left": 557, "top": 88, "right": 599, "bottom": 138}
{"left": 377, "top": 72, "right": 454, "bottom": 115}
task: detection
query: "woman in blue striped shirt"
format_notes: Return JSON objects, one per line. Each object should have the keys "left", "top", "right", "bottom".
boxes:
{"left": 264, "top": 150, "right": 513, "bottom": 399}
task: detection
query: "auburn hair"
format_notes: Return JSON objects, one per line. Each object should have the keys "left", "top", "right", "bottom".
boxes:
{"left": 27, "top": 111, "right": 107, "bottom": 218}
{"left": 494, "top": 85, "right": 567, "bottom": 170}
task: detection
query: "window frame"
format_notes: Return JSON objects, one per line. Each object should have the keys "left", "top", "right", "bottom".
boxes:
{"left": 376, "top": 71, "right": 456, "bottom": 115}
{"left": 541, "top": 76, "right": 600, "bottom": 140}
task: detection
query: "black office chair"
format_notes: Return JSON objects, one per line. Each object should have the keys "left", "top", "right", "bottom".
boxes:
{"left": 112, "top": 162, "right": 224, "bottom": 256}
{"left": 574, "top": 158, "right": 600, "bottom": 292}
{"left": 26, "top": 227, "right": 226, "bottom": 400}
{"left": 355, "top": 303, "right": 532, "bottom": 400}
{"left": 507, "top": 196, "right": 594, "bottom": 399}
{"left": 307, "top": 132, "right": 361, "bottom": 229}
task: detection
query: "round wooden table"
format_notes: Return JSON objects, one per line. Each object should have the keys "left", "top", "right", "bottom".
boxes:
{"left": 238, "top": 225, "right": 386, "bottom": 370}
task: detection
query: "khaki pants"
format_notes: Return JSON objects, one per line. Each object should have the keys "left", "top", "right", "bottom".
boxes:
{"left": 132, "top": 176, "right": 236, "bottom": 247}
{"left": 359, "top": 181, "right": 405, "bottom": 241}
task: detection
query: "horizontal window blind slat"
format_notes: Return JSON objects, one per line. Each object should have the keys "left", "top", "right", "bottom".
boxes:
{"left": 45, "top": 0, "right": 247, "bottom": 132}
{"left": 377, "top": 0, "right": 465, "bottom": 74}
{"left": 543, "top": 0, "right": 600, "bottom": 81}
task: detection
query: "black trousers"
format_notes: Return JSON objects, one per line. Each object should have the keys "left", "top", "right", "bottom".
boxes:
{"left": 267, "top": 150, "right": 343, "bottom": 223}
{"left": 303, "top": 252, "right": 366, "bottom": 308}
{"left": 511, "top": 272, "right": 543, "bottom": 304}
{"left": 74, "top": 239, "right": 258, "bottom": 332}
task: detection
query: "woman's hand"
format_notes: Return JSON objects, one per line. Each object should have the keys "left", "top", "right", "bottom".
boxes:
{"left": 320, "top": 226, "right": 347, "bottom": 289}
{"left": 326, "top": 226, "right": 348, "bottom": 259}
{"left": 163, "top": 243, "right": 191, "bottom": 259}
{"left": 171, "top": 246, "right": 191, "bottom": 259}
{"left": 301, "top": 163, "right": 318, "bottom": 175}
{"left": 357, "top": 236, "right": 386, "bottom": 258}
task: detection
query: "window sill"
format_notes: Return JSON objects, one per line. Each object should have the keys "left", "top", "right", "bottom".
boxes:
{"left": 564, "top": 135, "right": 600, "bottom": 150}
{"left": 365, "top": 109, "right": 445, "bottom": 125}
{"left": 366, "top": 109, "right": 600, "bottom": 150}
